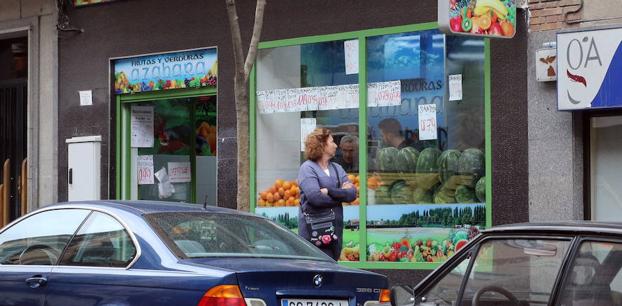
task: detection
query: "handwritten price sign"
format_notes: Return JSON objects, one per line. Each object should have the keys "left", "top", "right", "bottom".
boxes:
{"left": 137, "top": 155, "right": 154, "bottom": 185}
{"left": 418, "top": 104, "right": 437, "bottom": 140}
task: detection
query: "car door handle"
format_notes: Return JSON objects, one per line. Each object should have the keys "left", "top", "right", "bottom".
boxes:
{"left": 25, "top": 276, "right": 47, "bottom": 289}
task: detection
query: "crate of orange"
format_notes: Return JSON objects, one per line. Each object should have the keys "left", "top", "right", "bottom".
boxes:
{"left": 257, "top": 179, "right": 300, "bottom": 208}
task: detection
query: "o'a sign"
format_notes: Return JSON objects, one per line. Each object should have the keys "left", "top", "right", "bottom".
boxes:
{"left": 558, "top": 28, "right": 622, "bottom": 110}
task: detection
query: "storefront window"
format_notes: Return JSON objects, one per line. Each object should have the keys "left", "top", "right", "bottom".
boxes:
{"left": 253, "top": 26, "right": 490, "bottom": 266}
{"left": 366, "top": 30, "right": 486, "bottom": 263}
{"left": 128, "top": 96, "right": 217, "bottom": 204}
{"left": 255, "top": 40, "right": 361, "bottom": 261}
{"left": 590, "top": 115, "right": 622, "bottom": 221}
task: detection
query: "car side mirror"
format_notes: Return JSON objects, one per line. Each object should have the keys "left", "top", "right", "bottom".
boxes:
{"left": 390, "top": 285, "right": 415, "bottom": 306}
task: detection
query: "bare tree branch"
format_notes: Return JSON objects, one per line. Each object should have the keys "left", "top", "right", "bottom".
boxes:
{"left": 225, "top": 0, "right": 245, "bottom": 76}
{"left": 244, "top": 0, "right": 266, "bottom": 81}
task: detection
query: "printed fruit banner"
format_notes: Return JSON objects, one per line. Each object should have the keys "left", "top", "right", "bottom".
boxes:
{"left": 114, "top": 48, "right": 217, "bottom": 94}
{"left": 367, "top": 204, "right": 485, "bottom": 263}
{"left": 439, "top": 0, "right": 516, "bottom": 38}
{"left": 256, "top": 206, "right": 360, "bottom": 262}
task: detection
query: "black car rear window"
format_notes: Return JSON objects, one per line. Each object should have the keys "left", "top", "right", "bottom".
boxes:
{"left": 145, "top": 212, "right": 330, "bottom": 260}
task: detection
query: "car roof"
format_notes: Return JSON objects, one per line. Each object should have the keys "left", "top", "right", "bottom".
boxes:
{"left": 484, "top": 221, "right": 622, "bottom": 236}
{"left": 47, "top": 200, "right": 258, "bottom": 217}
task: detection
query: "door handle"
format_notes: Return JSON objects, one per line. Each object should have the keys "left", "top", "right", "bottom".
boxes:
{"left": 25, "top": 275, "right": 47, "bottom": 289}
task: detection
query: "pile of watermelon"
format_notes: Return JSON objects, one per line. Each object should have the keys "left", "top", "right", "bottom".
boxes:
{"left": 375, "top": 146, "right": 487, "bottom": 204}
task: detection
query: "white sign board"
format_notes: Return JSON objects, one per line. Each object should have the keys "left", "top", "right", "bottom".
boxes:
{"left": 344, "top": 40, "right": 359, "bottom": 75}
{"left": 168, "top": 162, "right": 192, "bottom": 183}
{"left": 448, "top": 74, "right": 462, "bottom": 101}
{"left": 536, "top": 48, "right": 557, "bottom": 82}
{"left": 558, "top": 28, "right": 622, "bottom": 110}
{"left": 257, "top": 81, "right": 401, "bottom": 114}
{"left": 300, "top": 118, "right": 317, "bottom": 151}
{"left": 79, "top": 90, "right": 93, "bottom": 106}
{"left": 418, "top": 104, "right": 437, "bottom": 140}
{"left": 131, "top": 105, "right": 154, "bottom": 147}
{"left": 137, "top": 155, "right": 154, "bottom": 185}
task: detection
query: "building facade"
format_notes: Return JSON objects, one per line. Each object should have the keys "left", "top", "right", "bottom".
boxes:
{"left": 57, "top": 0, "right": 529, "bottom": 283}
{"left": 527, "top": 0, "right": 622, "bottom": 223}
{"left": 0, "top": 0, "right": 58, "bottom": 224}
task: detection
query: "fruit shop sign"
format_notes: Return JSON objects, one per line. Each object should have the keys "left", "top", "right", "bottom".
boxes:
{"left": 438, "top": 0, "right": 516, "bottom": 38}
{"left": 558, "top": 27, "right": 622, "bottom": 110}
{"left": 114, "top": 48, "right": 218, "bottom": 94}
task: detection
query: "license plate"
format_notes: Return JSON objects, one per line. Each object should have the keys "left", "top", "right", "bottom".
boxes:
{"left": 280, "top": 299, "right": 348, "bottom": 306}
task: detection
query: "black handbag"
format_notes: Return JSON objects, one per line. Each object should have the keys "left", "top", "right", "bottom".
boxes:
{"left": 303, "top": 163, "right": 340, "bottom": 248}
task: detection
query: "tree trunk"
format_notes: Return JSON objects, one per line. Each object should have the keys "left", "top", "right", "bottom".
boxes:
{"left": 235, "top": 75, "right": 250, "bottom": 212}
{"left": 226, "top": 0, "right": 266, "bottom": 211}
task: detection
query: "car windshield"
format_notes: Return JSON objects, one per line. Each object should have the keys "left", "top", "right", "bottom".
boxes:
{"left": 146, "top": 212, "right": 331, "bottom": 260}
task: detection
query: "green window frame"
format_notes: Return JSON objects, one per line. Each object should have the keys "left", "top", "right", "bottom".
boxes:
{"left": 250, "top": 22, "right": 492, "bottom": 270}
{"left": 115, "top": 87, "right": 217, "bottom": 202}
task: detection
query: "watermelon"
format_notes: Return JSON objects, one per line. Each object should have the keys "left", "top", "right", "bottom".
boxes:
{"left": 416, "top": 147, "right": 442, "bottom": 173}
{"left": 458, "top": 148, "right": 485, "bottom": 187}
{"left": 378, "top": 147, "right": 399, "bottom": 172}
{"left": 476, "top": 176, "right": 486, "bottom": 202}
{"left": 375, "top": 185, "right": 392, "bottom": 204}
{"left": 390, "top": 180, "right": 413, "bottom": 204}
{"left": 434, "top": 188, "right": 455, "bottom": 204}
{"left": 397, "top": 147, "right": 419, "bottom": 172}
{"left": 437, "top": 149, "right": 461, "bottom": 183}
{"left": 455, "top": 185, "right": 477, "bottom": 203}
{"left": 413, "top": 187, "right": 433, "bottom": 204}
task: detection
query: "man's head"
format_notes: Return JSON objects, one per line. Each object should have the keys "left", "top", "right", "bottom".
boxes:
{"left": 378, "top": 118, "right": 403, "bottom": 146}
{"left": 339, "top": 135, "right": 358, "bottom": 164}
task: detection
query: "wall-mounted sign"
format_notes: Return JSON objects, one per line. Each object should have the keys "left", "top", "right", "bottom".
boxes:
{"left": 114, "top": 48, "right": 217, "bottom": 95}
{"left": 536, "top": 48, "right": 557, "bottom": 82}
{"left": 73, "top": 0, "right": 117, "bottom": 6}
{"left": 558, "top": 28, "right": 622, "bottom": 110}
{"left": 257, "top": 81, "right": 401, "bottom": 114}
{"left": 438, "top": 0, "right": 516, "bottom": 38}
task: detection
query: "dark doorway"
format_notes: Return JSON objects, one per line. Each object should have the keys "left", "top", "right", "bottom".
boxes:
{"left": 0, "top": 36, "right": 28, "bottom": 221}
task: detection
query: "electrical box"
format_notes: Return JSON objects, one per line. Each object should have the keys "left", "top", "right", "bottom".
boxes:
{"left": 66, "top": 136, "right": 101, "bottom": 201}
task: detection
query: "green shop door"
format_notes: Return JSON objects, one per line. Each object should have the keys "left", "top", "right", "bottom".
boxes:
{"left": 118, "top": 93, "right": 217, "bottom": 205}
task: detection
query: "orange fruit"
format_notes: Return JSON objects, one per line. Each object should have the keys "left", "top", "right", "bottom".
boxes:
{"left": 290, "top": 186, "right": 297, "bottom": 196}
{"left": 275, "top": 179, "right": 284, "bottom": 188}
{"left": 294, "top": 199, "right": 300, "bottom": 205}
{"left": 258, "top": 199, "right": 266, "bottom": 207}
{"left": 284, "top": 190, "right": 292, "bottom": 199}
{"left": 278, "top": 187, "right": 285, "bottom": 197}
{"left": 347, "top": 174, "right": 355, "bottom": 182}
{"left": 260, "top": 192, "right": 268, "bottom": 201}
{"left": 268, "top": 186, "right": 277, "bottom": 194}
{"left": 273, "top": 192, "right": 282, "bottom": 201}
{"left": 283, "top": 181, "right": 292, "bottom": 190}
{"left": 266, "top": 193, "right": 274, "bottom": 203}
{"left": 276, "top": 199, "right": 286, "bottom": 207}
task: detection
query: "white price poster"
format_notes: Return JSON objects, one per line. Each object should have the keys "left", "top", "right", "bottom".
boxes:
{"left": 448, "top": 74, "right": 462, "bottom": 101}
{"left": 137, "top": 155, "right": 154, "bottom": 185}
{"left": 131, "top": 105, "right": 154, "bottom": 148}
{"left": 168, "top": 162, "right": 192, "bottom": 183}
{"left": 418, "top": 104, "right": 437, "bottom": 140}
{"left": 344, "top": 40, "right": 359, "bottom": 75}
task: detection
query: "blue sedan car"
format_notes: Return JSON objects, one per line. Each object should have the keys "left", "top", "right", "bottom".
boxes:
{"left": 0, "top": 201, "right": 390, "bottom": 306}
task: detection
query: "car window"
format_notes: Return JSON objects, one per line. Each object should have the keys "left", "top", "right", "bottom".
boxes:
{"left": 416, "top": 251, "right": 473, "bottom": 306}
{"left": 557, "top": 241, "right": 622, "bottom": 306}
{"left": 59, "top": 211, "right": 136, "bottom": 267}
{"left": 460, "top": 238, "right": 571, "bottom": 306}
{"left": 146, "top": 212, "right": 330, "bottom": 260}
{"left": 0, "top": 209, "right": 91, "bottom": 265}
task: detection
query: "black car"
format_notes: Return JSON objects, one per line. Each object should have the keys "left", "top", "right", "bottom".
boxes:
{"left": 391, "top": 222, "right": 622, "bottom": 306}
